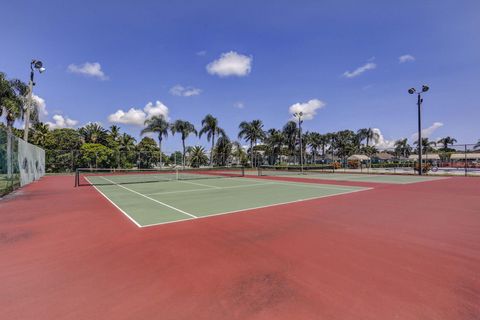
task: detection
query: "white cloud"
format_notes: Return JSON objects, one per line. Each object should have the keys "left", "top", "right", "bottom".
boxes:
{"left": 371, "top": 128, "right": 395, "bottom": 149}
{"left": 67, "top": 62, "right": 108, "bottom": 80}
{"left": 289, "top": 99, "right": 326, "bottom": 120}
{"left": 399, "top": 54, "right": 415, "bottom": 63}
{"left": 343, "top": 62, "right": 376, "bottom": 78}
{"left": 411, "top": 122, "right": 444, "bottom": 140}
{"left": 46, "top": 114, "right": 78, "bottom": 129}
{"left": 32, "top": 94, "right": 48, "bottom": 120}
{"left": 169, "top": 85, "right": 202, "bottom": 97}
{"left": 234, "top": 101, "right": 245, "bottom": 109}
{"left": 196, "top": 50, "right": 207, "bottom": 56}
{"left": 108, "top": 100, "right": 170, "bottom": 126}
{"left": 206, "top": 51, "right": 252, "bottom": 77}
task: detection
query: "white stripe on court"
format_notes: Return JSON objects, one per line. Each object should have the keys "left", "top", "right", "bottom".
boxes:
{"left": 85, "top": 177, "right": 142, "bottom": 227}
{"left": 176, "top": 179, "right": 221, "bottom": 189}
{"left": 229, "top": 176, "right": 363, "bottom": 191}
{"left": 98, "top": 176, "right": 198, "bottom": 219}
{"left": 145, "top": 182, "right": 275, "bottom": 196}
{"left": 141, "top": 187, "right": 372, "bottom": 228}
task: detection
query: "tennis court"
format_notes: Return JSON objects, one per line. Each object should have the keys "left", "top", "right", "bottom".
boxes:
{"left": 256, "top": 167, "right": 446, "bottom": 184}
{"left": 77, "top": 167, "right": 368, "bottom": 227}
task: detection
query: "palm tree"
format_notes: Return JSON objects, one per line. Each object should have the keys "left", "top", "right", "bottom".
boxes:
{"left": 413, "top": 137, "right": 436, "bottom": 154}
{"left": 171, "top": 120, "right": 197, "bottom": 168}
{"left": 0, "top": 75, "right": 28, "bottom": 178}
{"left": 307, "top": 132, "right": 322, "bottom": 164}
{"left": 437, "top": 136, "right": 457, "bottom": 152}
{"left": 319, "top": 134, "right": 329, "bottom": 159}
{"left": 214, "top": 135, "right": 232, "bottom": 166}
{"left": 199, "top": 114, "right": 226, "bottom": 165}
{"left": 108, "top": 125, "right": 121, "bottom": 142}
{"left": 32, "top": 122, "right": 50, "bottom": 147}
{"left": 141, "top": 115, "right": 170, "bottom": 168}
{"left": 188, "top": 146, "right": 209, "bottom": 168}
{"left": 264, "top": 128, "right": 284, "bottom": 165}
{"left": 231, "top": 141, "right": 247, "bottom": 165}
{"left": 282, "top": 121, "right": 298, "bottom": 160}
{"left": 238, "top": 120, "right": 266, "bottom": 167}
{"left": 119, "top": 133, "right": 136, "bottom": 167}
{"left": 357, "top": 128, "right": 380, "bottom": 147}
{"left": 79, "top": 123, "right": 107, "bottom": 144}
{"left": 394, "top": 138, "right": 412, "bottom": 158}
{"left": 334, "top": 130, "right": 357, "bottom": 160}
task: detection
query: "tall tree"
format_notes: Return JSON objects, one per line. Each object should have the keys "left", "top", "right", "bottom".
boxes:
{"left": 108, "top": 125, "right": 121, "bottom": 142}
{"left": 238, "top": 120, "right": 266, "bottom": 167}
{"left": 141, "top": 115, "right": 170, "bottom": 168}
{"left": 413, "top": 137, "right": 437, "bottom": 154}
{"left": 199, "top": 114, "right": 226, "bottom": 165}
{"left": 0, "top": 74, "right": 28, "bottom": 178}
{"left": 282, "top": 121, "right": 298, "bottom": 159}
{"left": 188, "top": 146, "right": 209, "bottom": 168}
{"left": 394, "top": 138, "right": 412, "bottom": 158}
{"left": 171, "top": 120, "right": 197, "bottom": 168}
{"left": 32, "top": 122, "right": 50, "bottom": 147}
{"left": 119, "top": 133, "right": 136, "bottom": 167}
{"left": 357, "top": 128, "right": 379, "bottom": 147}
{"left": 79, "top": 123, "right": 108, "bottom": 144}
{"left": 214, "top": 135, "right": 232, "bottom": 166}
{"left": 307, "top": 132, "right": 322, "bottom": 163}
{"left": 437, "top": 136, "right": 457, "bottom": 152}
{"left": 264, "top": 128, "right": 284, "bottom": 165}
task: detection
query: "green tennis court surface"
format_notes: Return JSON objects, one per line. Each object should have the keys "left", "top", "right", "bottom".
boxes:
{"left": 85, "top": 174, "right": 368, "bottom": 227}
{"left": 256, "top": 169, "right": 446, "bottom": 184}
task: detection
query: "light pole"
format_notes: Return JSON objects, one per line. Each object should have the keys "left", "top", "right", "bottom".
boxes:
{"left": 24, "top": 59, "right": 46, "bottom": 141}
{"left": 408, "top": 85, "right": 429, "bottom": 176}
{"left": 293, "top": 112, "right": 304, "bottom": 174}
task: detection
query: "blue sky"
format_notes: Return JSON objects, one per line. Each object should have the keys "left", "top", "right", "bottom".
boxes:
{"left": 1, "top": 0, "right": 479, "bottom": 151}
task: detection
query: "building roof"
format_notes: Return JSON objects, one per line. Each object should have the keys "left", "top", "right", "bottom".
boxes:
{"left": 348, "top": 154, "right": 371, "bottom": 161}
{"left": 450, "top": 153, "right": 480, "bottom": 160}
{"left": 373, "top": 152, "right": 394, "bottom": 160}
{"left": 408, "top": 154, "right": 441, "bottom": 160}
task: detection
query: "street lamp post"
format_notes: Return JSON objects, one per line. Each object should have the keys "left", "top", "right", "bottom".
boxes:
{"left": 294, "top": 112, "right": 304, "bottom": 174}
{"left": 24, "top": 59, "right": 46, "bottom": 141}
{"left": 408, "top": 85, "right": 429, "bottom": 176}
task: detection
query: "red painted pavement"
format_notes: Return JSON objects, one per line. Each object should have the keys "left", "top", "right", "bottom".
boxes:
{"left": 0, "top": 175, "right": 479, "bottom": 319}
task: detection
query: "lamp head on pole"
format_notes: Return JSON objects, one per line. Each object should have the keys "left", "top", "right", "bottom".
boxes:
{"left": 31, "top": 60, "right": 46, "bottom": 73}
{"left": 422, "top": 85, "right": 429, "bottom": 92}
{"left": 408, "top": 88, "right": 416, "bottom": 94}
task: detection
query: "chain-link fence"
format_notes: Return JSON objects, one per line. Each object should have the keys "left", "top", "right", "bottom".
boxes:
{"left": 0, "top": 127, "right": 20, "bottom": 195}
{"left": 1, "top": 126, "right": 45, "bottom": 196}
{"left": 252, "top": 144, "right": 480, "bottom": 177}
{"left": 45, "top": 149, "right": 243, "bottom": 173}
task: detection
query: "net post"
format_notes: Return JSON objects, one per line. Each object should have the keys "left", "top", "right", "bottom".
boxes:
{"left": 241, "top": 166, "right": 245, "bottom": 177}
{"left": 176, "top": 168, "right": 179, "bottom": 180}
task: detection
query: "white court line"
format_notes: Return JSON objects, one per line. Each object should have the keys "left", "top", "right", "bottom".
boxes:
{"left": 229, "top": 176, "right": 364, "bottom": 191}
{"left": 98, "top": 176, "right": 198, "bottom": 219}
{"left": 141, "top": 187, "right": 372, "bottom": 228}
{"left": 145, "top": 182, "right": 275, "bottom": 196}
{"left": 85, "top": 177, "right": 142, "bottom": 227}
{"left": 176, "top": 179, "right": 221, "bottom": 189}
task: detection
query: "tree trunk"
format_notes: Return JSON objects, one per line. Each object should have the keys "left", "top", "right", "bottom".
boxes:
{"left": 6, "top": 125, "right": 13, "bottom": 179}
{"left": 210, "top": 133, "right": 215, "bottom": 166}
{"left": 250, "top": 141, "right": 254, "bottom": 168}
{"left": 182, "top": 139, "right": 186, "bottom": 169}
{"left": 158, "top": 135, "right": 162, "bottom": 168}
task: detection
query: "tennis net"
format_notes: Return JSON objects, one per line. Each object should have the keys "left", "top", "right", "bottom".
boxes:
{"left": 75, "top": 166, "right": 245, "bottom": 187}
{"left": 258, "top": 165, "right": 334, "bottom": 177}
